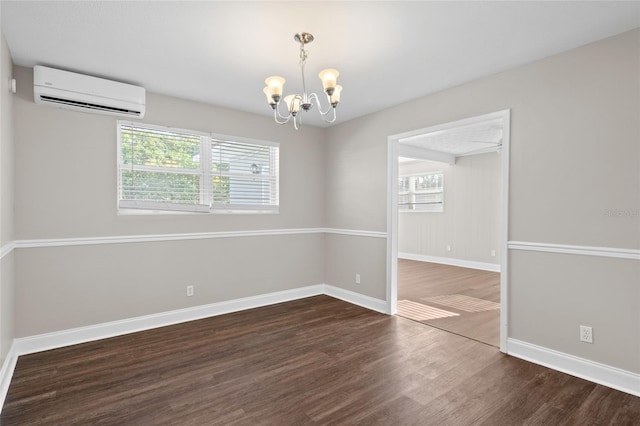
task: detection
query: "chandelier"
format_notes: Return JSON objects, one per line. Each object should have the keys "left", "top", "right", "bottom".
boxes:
{"left": 263, "top": 32, "right": 342, "bottom": 130}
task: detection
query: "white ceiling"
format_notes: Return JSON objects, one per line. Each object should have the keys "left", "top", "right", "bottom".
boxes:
{"left": 400, "top": 117, "right": 503, "bottom": 158}
{"left": 2, "top": 1, "right": 639, "bottom": 127}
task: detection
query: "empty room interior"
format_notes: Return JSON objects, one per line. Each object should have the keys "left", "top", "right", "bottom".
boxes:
{"left": 0, "top": 1, "right": 638, "bottom": 424}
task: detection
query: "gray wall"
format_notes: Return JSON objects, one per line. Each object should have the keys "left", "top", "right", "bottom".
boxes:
{"left": 0, "top": 30, "right": 15, "bottom": 362}
{"left": 12, "top": 65, "right": 327, "bottom": 337}
{"left": 16, "top": 235, "right": 325, "bottom": 336}
{"left": 325, "top": 233, "right": 387, "bottom": 300}
{"left": 324, "top": 29, "right": 639, "bottom": 373}
{"left": 398, "top": 153, "right": 502, "bottom": 264}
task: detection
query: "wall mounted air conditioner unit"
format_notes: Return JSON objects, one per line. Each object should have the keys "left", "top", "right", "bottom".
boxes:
{"left": 33, "top": 65, "right": 146, "bottom": 118}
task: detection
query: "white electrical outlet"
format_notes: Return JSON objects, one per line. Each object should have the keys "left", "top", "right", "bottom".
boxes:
{"left": 186, "top": 285, "right": 194, "bottom": 297}
{"left": 446, "top": 245, "right": 451, "bottom": 252}
{"left": 580, "top": 325, "right": 593, "bottom": 343}
{"left": 491, "top": 249, "right": 496, "bottom": 257}
{"left": 355, "top": 274, "right": 361, "bottom": 284}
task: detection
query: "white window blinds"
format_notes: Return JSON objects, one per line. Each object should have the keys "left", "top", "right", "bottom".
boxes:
{"left": 211, "top": 139, "right": 279, "bottom": 211}
{"left": 118, "top": 121, "right": 279, "bottom": 213}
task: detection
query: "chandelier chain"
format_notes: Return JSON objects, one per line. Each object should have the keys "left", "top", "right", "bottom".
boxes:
{"left": 299, "top": 43, "right": 308, "bottom": 67}
{"left": 299, "top": 44, "right": 308, "bottom": 104}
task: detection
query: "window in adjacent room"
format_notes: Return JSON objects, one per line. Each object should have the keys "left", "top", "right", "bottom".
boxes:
{"left": 118, "top": 121, "right": 279, "bottom": 213}
{"left": 398, "top": 171, "right": 444, "bottom": 212}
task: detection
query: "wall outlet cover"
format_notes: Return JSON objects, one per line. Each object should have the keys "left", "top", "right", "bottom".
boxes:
{"left": 580, "top": 325, "right": 593, "bottom": 343}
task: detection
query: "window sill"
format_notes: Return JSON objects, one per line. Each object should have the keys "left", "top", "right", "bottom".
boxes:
{"left": 118, "top": 208, "right": 279, "bottom": 216}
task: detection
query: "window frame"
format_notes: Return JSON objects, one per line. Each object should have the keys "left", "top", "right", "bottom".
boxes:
{"left": 117, "top": 121, "right": 279, "bottom": 214}
{"left": 398, "top": 171, "right": 444, "bottom": 213}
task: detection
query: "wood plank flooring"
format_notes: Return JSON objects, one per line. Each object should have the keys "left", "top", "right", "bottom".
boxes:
{"left": 398, "top": 259, "right": 500, "bottom": 346}
{"left": 3, "top": 295, "right": 639, "bottom": 425}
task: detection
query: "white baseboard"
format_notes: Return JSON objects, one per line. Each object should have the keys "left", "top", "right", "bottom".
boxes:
{"left": 0, "top": 343, "right": 18, "bottom": 410}
{"left": 11, "top": 284, "right": 390, "bottom": 358}
{"left": 324, "top": 284, "right": 389, "bottom": 314}
{"left": 398, "top": 252, "right": 501, "bottom": 272}
{"left": 11, "top": 284, "right": 388, "bottom": 359}
{"left": 507, "top": 338, "right": 640, "bottom": 397}
{"left": 13, "top": 285, "right": 325, "bottom": 357}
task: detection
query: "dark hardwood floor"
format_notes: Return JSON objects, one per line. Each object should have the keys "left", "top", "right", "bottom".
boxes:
{"left": 3, "top": 295, "right": 639, "bottom": 425}
{"left": 398, "top": 259, "right": 500, "bottom": 346}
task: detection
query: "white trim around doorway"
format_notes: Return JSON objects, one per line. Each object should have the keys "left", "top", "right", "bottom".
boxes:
{"left": 386, "top": 109, "right": 511, "bottom": 353}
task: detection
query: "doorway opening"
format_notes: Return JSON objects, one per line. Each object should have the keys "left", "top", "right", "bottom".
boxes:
{"left": 386, "top": 110, "right": 510, "bottom": 352}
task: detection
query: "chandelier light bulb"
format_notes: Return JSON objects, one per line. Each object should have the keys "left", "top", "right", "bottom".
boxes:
{"left": 265, "top": 76, "right": 285, "bottom": 102}
{"left": 318, "top": 69, "right": 339, "bottom": 95}
{"left": 284, "top": 95, "right": 301, "bottom": 115}
{"left": 330, "top": 85, "right": 343, "bottom": 107}
{"left": 263, "top": 87, "right": 276, "bottom": 107}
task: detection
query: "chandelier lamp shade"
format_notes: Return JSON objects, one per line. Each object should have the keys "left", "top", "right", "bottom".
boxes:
{"left": 263, "top": 32, "right": 342, "bottom": 129}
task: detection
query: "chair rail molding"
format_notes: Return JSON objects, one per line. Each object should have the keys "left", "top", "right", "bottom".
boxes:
{"left": 13, "top": 228, "right": 388, "bottom": 249}
{"left": 508, "top": 241, "right": 640, "bottom": 260}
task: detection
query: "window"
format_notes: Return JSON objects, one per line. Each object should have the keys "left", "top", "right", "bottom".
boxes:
{"left": 118, "top": 121, "right": 279, "bottom": 213}
{"left": 398, "top": 171, "right": 444, "bottom": 212}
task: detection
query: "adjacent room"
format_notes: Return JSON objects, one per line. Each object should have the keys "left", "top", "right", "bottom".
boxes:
{"left": 0, "top": 2, "right": 638, "bottom": 424}
{"left": 396, "top": 115, "right": 504, "bottom": 347}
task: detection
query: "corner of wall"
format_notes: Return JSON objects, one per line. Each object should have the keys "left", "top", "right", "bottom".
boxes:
{"left": 0, "top": 27, "right": 17, "bottom": 371}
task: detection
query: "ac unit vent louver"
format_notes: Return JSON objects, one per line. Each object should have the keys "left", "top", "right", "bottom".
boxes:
{"left": 38, "top": 95, "right": 142, "bottom": 116}
{"left": 33, "top": 66, "right": 146, "bottom": 118}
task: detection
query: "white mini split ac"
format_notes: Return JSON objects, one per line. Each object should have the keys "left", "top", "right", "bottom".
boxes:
{"left": 33, "top": 65, "right": 146, "bottom": 118}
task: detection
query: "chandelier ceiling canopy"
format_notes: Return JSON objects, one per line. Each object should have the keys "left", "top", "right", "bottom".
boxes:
{"left": 263, "top": 32, "right": 342, "bottom": 130}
